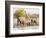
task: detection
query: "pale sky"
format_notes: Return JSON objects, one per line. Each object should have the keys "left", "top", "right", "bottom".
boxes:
{"left": 12, "top": 5, "right": 40, "bottom": 14}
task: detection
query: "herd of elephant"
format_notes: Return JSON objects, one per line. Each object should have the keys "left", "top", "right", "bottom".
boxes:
{"left": 17, "top": 17, "right": 38, "bottom": 26}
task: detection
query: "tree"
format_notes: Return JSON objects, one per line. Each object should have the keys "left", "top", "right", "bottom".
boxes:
{"left": 14, "top": 8, "right": 26, "bottom": 18}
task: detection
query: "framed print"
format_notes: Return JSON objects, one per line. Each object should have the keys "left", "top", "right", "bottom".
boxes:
{"left": 5, "top": 1, "right": 45, "bottom": 37}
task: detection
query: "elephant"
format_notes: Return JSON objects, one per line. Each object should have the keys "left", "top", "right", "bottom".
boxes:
{"left": 17, "top": 17, "right": 31, "bottom": 26}
{"left": 31, "top": 18, "right": 39, "bottom": 25}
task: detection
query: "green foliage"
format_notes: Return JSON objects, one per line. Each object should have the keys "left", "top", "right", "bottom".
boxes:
{"left": 14, "top": 8, "right": 26, "bottom": 18}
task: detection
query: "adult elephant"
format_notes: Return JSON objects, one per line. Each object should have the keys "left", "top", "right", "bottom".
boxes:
{"left": 18, "top": 17, "right": 31, "bottom": 26}
{"left": 17, "top": 17, "right": 26, "bottom": 25}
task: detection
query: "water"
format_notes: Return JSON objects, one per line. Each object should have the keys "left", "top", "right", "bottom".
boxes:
{"left": 13, "top": 23, "right": 39, "bottom": 30}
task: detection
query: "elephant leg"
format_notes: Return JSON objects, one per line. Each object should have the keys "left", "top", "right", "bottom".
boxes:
{"left": 22, "top": 21, "right": 24, "bottom": 25}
